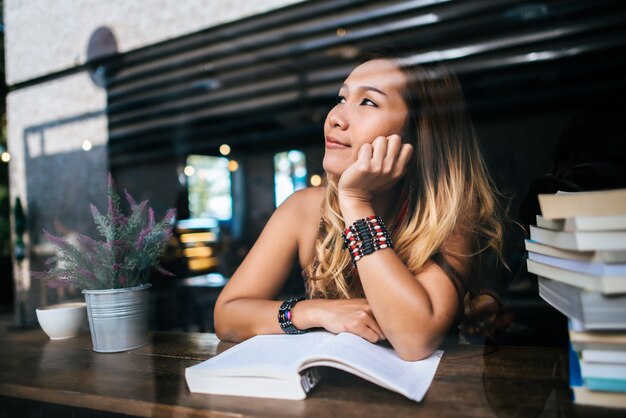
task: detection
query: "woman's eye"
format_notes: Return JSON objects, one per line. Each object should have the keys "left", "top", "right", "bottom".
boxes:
{"left": 336, "top": 96, "right": 346, "bottom": 104}
{"left": 361, "top": 98, "right": 378, "bottom": 107}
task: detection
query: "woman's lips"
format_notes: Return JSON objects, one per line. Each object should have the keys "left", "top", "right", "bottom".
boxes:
{"left": 325, "top": 136, "right": 350, "bottom": 149}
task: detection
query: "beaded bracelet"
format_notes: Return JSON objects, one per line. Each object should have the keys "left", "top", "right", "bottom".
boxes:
{"left": 278, "top": 296, "right": 307, "bottom": 334}
{"left": 341, "top": 215, "right": 393, "bottom": 266}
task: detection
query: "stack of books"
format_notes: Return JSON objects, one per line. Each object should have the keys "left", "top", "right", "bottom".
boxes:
{"left": 525, "top": 188, "right": 626, "bottom": 409}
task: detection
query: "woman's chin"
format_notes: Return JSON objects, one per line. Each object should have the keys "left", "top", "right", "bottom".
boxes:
{"left": 322, "top": 157, "right": 348, "bottom": 177}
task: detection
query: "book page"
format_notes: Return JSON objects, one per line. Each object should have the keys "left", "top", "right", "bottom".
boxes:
{"left": 299, "top": 332, "right": 443, "bottom": 402}
{"left": 188, "top": 331, "right": 335, "bottom": 379}
{"left": 528, "top": 251, "right": 626, "bottom": 276}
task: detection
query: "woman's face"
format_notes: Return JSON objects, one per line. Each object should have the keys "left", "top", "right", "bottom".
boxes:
{"left": 323, "top": 59, "right": 409, "bottom": 176}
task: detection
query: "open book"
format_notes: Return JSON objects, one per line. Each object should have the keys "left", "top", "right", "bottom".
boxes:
{"left": 185, "top": 331, "right": 443, "bottom": 401}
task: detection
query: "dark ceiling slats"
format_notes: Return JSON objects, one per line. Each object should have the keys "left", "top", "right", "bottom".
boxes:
{"left": 106, "top": 0, "right": 451, "bottom": 87}
{"left": 106, "top": 0, "right": 626, "bottom": 166}
{"left": 107, "top": 0, "right": 523, "bottom": 99}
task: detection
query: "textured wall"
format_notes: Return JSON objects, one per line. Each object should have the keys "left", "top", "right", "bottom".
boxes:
{"left": 7, "top": 71, "right": 109, "bottom": 323}
{"left": 4, "top": 0, "right": 305, "bottom": 84}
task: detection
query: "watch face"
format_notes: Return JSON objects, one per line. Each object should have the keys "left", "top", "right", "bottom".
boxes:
{"left": 278, "top": 297, "right": 306, "bottom": 334}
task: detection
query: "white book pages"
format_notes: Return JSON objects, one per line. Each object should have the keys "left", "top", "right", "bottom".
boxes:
{"left": 185, "top": 331, "right": 443, "bottom": 402}
{"left": 188, "top": 332, "right": 335, "bottom": 379}
{"left": 580, "top": 361, "right": 626, "bottom": 380}
{"left": 536, "top": 214, "right": 626, "bottom": 232}
{"left": 299, "top": 332, "right": 443, "bottom": 402}
{"left": 583, "top": 349, "right": 626, "bottom": 364}
{"left": 538, "top": 277, "right": 626, "bottom": 330}
{"left": 527, "top": 259, "right": 626, "bottom": 294}
{"left": 529, "top": 226, "right": 626, "bottom": 251}
{"left": 524, "top": 239, "right": 626, "bottom": 264}
{"left": 528, "top": 252, "right": 626, "bottom": 276}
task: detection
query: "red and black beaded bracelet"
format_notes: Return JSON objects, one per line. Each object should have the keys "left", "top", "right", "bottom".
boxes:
{"left": 341, "top": 215, "right": 393, "bottom": 266}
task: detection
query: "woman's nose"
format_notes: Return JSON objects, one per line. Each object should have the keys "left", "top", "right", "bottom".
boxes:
{"left": 328, "top": 107, "right": 348, "bottom": 129}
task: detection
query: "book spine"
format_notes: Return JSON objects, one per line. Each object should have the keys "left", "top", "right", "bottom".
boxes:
{"left": 538, "top": 189, "right": 626, "bottom": 219}
{"left": 569, "top": 342, "right": 583, "bottom": 390}
{"left": 300, "top": 367, "right": 322, "bottom": 394}
{"left": 572, "top": 386, "right": 626, "bottom": 408}
{"left": 585, "top": 377, "right": 626, "bottom": 393}
{"left": 569, "top": 328, "right": 626, "bottom": 352}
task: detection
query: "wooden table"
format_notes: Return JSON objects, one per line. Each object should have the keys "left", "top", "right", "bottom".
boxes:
{"left": 0, "top": 325, "right": 620, "bottom": 418}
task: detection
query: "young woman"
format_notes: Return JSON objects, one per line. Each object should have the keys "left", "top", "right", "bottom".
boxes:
{"left": 214, "top": 52, "right": 505, "bottom": 361}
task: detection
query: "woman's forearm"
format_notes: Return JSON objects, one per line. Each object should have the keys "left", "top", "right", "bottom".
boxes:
{"left": 215, "top": 297, "right": 386, "bottom": 343}
{"left": 214, "top": 298, "right": 283, "bottom": 342}
{"left": 214, "top": 298, "right": 339, "bottom": 342}
{"left": 356, "top": 251, "right": 453, "bottom": 359}
{"left": 339, "top": 200, "right": 459, "bottom": 360}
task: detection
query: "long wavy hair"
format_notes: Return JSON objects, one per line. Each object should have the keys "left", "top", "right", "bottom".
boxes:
{"left": 304, "top": 53, "right": 507, "bottom": 333}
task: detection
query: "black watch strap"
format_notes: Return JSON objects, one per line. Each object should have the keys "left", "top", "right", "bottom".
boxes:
{"left": 278, "top": 297, "right": 307, "bottom": 334}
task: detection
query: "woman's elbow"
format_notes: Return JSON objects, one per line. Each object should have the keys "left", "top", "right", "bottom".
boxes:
{"left": 213, "top": 300, "right": 237, "bottom": 342}
{"left": 392, "top": 333, "right": 444, "bottom": 361}
{"left": 213, "top": 318, "right": 230, "bottom": 342}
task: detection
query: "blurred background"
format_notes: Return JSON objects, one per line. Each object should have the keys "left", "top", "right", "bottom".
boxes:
{"left": 2, "top": 0, "right": 625, "bottom": 345}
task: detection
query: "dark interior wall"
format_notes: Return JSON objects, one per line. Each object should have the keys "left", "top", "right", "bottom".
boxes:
{"left": 238, "top": 143, "right": 324, "bottom": 252}
{"left": 304, "top": 143, "right": 325, "bottom": 180}
{"left": 472, "top": 108, "right": 575, "bottom": 275}
{"left": 474, "top": 109, "right": 572, "bottom": 212}
{"left": 112, "top": 158, "right": 181, "bottom": 219}
{"left": 240, "top": 142, "right": 325, "bottom": 246}
{"left": 241, "top": 151, "right": 276, "bottom": 243}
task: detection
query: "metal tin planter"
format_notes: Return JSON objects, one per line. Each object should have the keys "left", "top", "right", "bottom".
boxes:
{"left": 82, "top": 284, "right": 151, "bottom": 353}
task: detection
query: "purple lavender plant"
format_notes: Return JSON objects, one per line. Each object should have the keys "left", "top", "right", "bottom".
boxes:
{"left": 33, "top": 174, "right": 176, "bottom": 290}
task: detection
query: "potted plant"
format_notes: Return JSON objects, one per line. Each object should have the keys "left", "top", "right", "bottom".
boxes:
{"left": 33, "top": 174, "right": 176, "bottom": 353}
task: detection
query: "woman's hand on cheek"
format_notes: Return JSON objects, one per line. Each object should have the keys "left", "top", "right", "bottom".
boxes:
{"left": 338, "top": 134, "right": 413, "bottom": 205}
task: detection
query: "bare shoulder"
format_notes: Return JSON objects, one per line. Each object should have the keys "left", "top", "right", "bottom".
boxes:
{"left": 280, "top": 187, "right": 324, "bottom": 266}
{"left": 279, "top": 186, "right": 324, "bottom": 218}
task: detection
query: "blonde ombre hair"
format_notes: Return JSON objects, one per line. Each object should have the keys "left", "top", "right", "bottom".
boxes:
{"left": 305, "top": 55, "right": 506, "bottom": 322}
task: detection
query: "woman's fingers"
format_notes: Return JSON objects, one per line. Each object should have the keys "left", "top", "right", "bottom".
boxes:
{"left": 359, "top": 326, "right": 383, "bottom": 343}
{"left": 367, "top": 317, "right": 387, "bottom": 341}
{"left": 339, "top": 134, "right": 410, "bottom": 197}
{"left": 365, "top": 135, "right": 404, "bottom": 174}
{"left": 346, "top": 309, "right": 386, "bottom": 342}
{"left": 347, "top": 319, "right": 384, "bottom": 343}
{"left": 370, "top": 136, "right": 388, "bottom": 171}
{"left": 394, "top": 143, "right": 414, "bottom": 177}
{"left": 357, "top": 143, "right": 373, "bottom": 170}
{"left": 318, "top": 299, "right": 386, "bottom": 343}
{"left": 383, "top": 135, "right": 402, "bottom": 173}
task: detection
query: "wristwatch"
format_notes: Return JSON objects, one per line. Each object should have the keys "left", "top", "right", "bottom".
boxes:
{"left": 278, "top": 297, "right": 307, "bottom": 334}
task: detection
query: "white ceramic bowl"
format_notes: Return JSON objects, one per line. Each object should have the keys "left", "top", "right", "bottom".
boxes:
{"left": 36, "top": 302, "right": 87, "bottom": 340}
